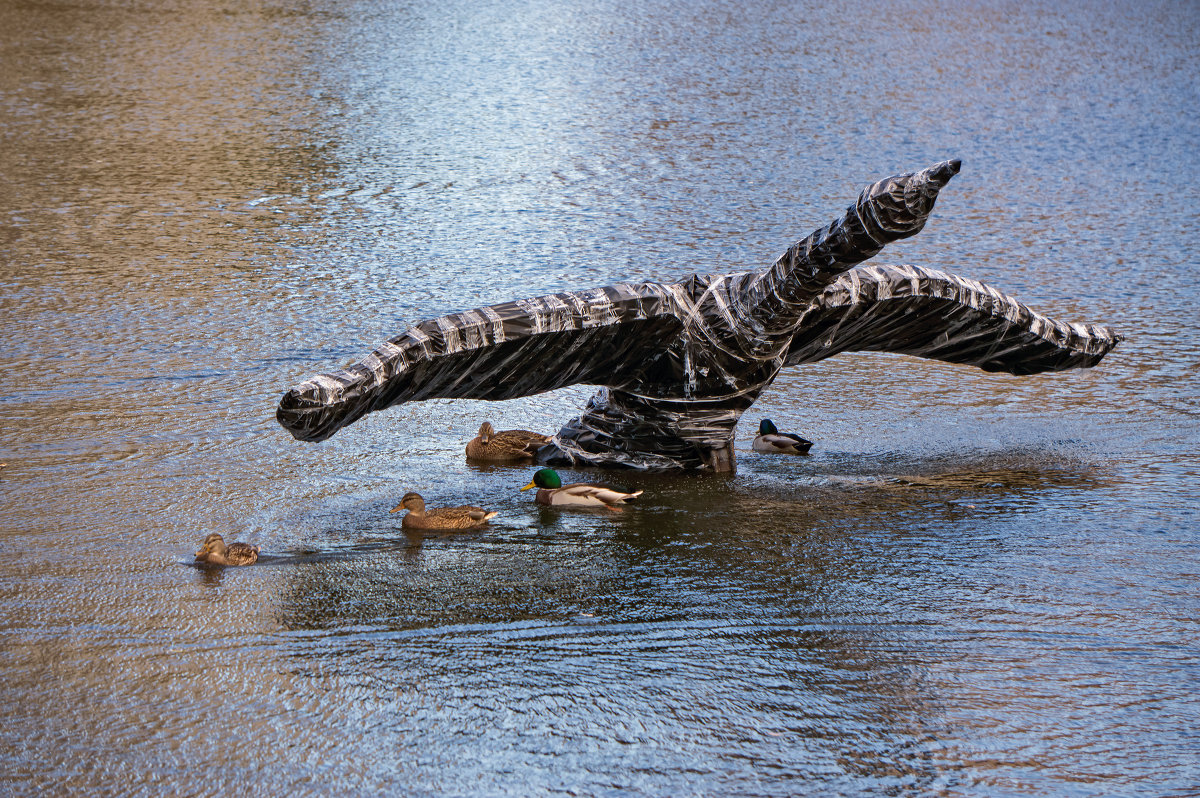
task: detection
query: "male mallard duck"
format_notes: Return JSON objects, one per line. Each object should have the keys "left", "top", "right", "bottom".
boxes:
{"left": 194, "top": 532, "right": 260, "bottom": 566}
{"left": 751, "top": 418, "right": 813, "bottom": 454}
{"left": 465, "top": 421, "right": 550, "bottom": 462}
{"left": 391, "top": 491, "right": 498, "bottom": 530}
{"left": 521, "top": 468, "right": 643, "bottom": 508}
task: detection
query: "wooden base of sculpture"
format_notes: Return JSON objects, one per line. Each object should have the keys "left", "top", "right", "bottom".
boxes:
{"left": 707, "top": 441, "right": 736, "bottom": 473}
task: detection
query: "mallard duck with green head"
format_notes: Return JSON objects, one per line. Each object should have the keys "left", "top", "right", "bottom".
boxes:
{"left": 194, "top": 532, "right": 260, "bottom": 566}
{"left": 391, "top": 491, "right": 498, "bottom": 530}
{"left": 751, "top": 418, "right": 813, "bottom": 454}
{"left": 465, "top": 421, "right": 550, "bottom": 462}
{"left": 521, "top": 468, "right": 643, "bottom": 508}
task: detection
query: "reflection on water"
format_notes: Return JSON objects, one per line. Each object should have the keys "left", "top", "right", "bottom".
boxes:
{"left": 2, "top": 0, "right": 1199, "bottom": 794}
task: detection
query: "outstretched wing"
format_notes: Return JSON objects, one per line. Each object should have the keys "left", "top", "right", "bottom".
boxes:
{"left": 785, "top": 264, "right": 1121, "bottom": 374}
{"left": 277, "top": 284, "right": 683, "bottom": 442}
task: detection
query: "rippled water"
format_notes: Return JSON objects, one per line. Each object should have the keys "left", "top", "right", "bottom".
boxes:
{"left": 2, "top": 0, "right": 1198, "bottom": 794}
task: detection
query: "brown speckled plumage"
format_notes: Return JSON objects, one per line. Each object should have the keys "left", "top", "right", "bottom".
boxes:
{"left": 465, "top": 422, "right": 549, "bottom": 462}
{"left": 194, "top": 532, "right": 260, "bottom": 566}
{"left": 391, "top": 492, "right": 498, "bottom": 530}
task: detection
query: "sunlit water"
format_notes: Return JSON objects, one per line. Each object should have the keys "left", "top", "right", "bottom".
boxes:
{"left": 2, "top": 0, "right": 1198, "bottom": 795}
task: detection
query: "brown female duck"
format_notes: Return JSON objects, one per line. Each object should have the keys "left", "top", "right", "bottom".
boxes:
{"left": 465, "top": 421, "right": 550, "bottom": 462}
{"left": 194, "top": 533, "right": 260, "bottom": 566}
{"left": 391, "top": 491, "right": 498, "bottom": 530}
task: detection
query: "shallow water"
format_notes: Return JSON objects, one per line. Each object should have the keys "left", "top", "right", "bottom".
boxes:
{"left": 2, "top": 0, "right": 1198, "bottom": 794}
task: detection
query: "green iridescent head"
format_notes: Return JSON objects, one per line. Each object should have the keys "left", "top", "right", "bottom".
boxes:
{"left": 521, "top": 467, "right": 561, "bottom": 491}
{"left": 758, "top": 419, "right": 778, "bottom": 435}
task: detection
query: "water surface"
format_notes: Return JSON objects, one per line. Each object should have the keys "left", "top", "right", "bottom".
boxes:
{"left": 2, "top": 0, "right": 1198, "bottom": 795}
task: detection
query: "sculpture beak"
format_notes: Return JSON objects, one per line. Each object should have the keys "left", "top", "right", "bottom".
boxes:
{"left": 929, "top": 158, "right": 962, "bottom": 185}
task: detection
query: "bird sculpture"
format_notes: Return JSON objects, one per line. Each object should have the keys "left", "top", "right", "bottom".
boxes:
{"left": 391, "top": 491, "right": 498, "bottom": 530}
{"left": 465, "top": 421, "right": 550, "bottom": 462}
{"left": 277, "top": 159, "right": 1121, "bottom": 472}
{"left": 752, "top": 419, "right": 813, "bottom": 455}
{"left": 521, "top": 468, "right": 643, "bottom": 508}
{"left": 194, "top": 533, "right": 260, "bottom": 566}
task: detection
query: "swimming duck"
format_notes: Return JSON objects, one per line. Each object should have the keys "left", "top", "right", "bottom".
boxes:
{"left": 465, "top": 421, "right": 550, "bottom": 462}
{"left": 751, "top": 419, "right": 813, "bottom": 455}
{"left": 391, "top": 491, "right": 498, "bottom": 530}
{"left": 521, "top": 468, "right": 643, "bottom": 508}
{"left": 194, "top": 532, "right": 260, "bottom": 566}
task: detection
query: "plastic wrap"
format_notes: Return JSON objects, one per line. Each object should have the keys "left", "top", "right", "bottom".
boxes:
{"left": 277, "top": 160, "right": 1121, "bottom": 470}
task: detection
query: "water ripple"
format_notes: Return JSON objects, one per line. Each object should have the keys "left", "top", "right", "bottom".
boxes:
{"left": 2, "top": 0, "right": 1199, "bottom": 794}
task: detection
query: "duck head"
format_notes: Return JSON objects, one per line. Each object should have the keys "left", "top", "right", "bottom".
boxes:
{"left": 477, "top": 421, "right": 495, "bottom": 444}
{"left": 521, "top": 468, "right": 562, "bottom": 491}
{"left": 758, "top": 419, "right": 779, "bottom": 435}
{"left": 391, "top": 492, "right": 426, "bottom": 513}
{"left": 195, "top": 533, "right": 226, "bottom": 558}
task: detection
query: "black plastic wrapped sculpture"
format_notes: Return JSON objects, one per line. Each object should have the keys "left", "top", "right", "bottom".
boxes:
{"left": 277, "top": 160, "right": 1121, "bottom": 471}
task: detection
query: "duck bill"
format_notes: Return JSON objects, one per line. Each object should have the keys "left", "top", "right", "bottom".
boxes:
{"left": 520, "top": 480, "right": 536, "bottom": 491}
{"left": 389, "top": 503, "right": 404, "bottom": 513}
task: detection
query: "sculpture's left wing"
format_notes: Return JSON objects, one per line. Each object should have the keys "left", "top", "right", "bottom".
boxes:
{"left": 277, "top": 284, "right": 682, "bottom": 442}
{"left": 784, "top": 264, "right": 1121, "bottom": 374}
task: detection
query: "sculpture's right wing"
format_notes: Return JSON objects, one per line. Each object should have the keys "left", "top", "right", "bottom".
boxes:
{"left": 784, "top": 264, "right": 1121, "bottom": 374}
{"left": 277, "top": 284, "right": 682, "bottom": 442}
